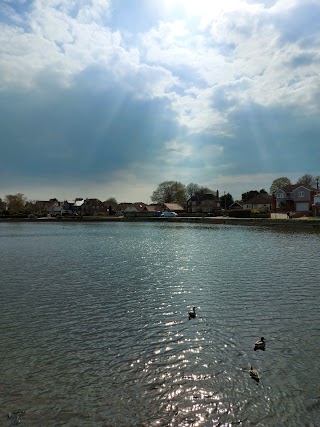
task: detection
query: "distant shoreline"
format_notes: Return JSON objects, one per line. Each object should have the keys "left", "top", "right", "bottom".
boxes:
{"left": 1, "top": 216, "right": 320, "bottom": 228}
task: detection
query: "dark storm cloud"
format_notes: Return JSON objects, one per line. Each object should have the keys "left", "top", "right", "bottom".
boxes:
{"left": 217, "top": 103, "right": 320, "bottom": 175}
{"left": 0, "top": 67, "right": 179, "bottom": 183}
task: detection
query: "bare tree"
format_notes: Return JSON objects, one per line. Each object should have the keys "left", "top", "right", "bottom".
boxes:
{"left": 296, "top": 174, "right": 317, "bottom": 187}
{"left": 151, "top": 181, "right": 186, "bottom": 205}
{"left": 186, "top": 183, "right": 216, "bottom": 199}
{"left": 186, "top": 183, "right": 200, "bottom": 198}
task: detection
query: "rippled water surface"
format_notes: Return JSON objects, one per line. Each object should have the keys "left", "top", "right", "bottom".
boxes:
{"left": 1, "top": 221, "right": 320, "bottom": 426}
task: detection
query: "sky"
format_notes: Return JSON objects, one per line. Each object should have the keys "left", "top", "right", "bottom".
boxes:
{"left": 1, "top": 0, "right": 319, "bottom": 203}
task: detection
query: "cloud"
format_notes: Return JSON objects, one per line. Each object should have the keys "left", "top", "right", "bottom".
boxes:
{"left": 216, "top": 102, "right": 320, "bottom": 174}
{"left": 0, "top": 0, "right": 319, "bottom": 202}
{"left": 0, "top": 69, "right": 179, "bottom": 182}
{"left": 271, "top": 0, "right": 320, "bottom": 45}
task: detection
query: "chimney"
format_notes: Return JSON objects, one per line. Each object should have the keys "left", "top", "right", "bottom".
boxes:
{"left": 216, "top": 190, "right": 219, "bottom": 198}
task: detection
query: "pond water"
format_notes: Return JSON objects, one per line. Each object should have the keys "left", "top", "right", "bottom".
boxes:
{"left": 1, "top": 221, "right": 320, "bottom": 426}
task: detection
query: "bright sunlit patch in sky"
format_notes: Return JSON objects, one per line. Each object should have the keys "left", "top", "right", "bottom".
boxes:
{"left": 164, "top": 0, "right": 243, "bottom": 19}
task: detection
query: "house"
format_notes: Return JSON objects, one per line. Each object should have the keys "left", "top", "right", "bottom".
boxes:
{"left": 72, "top": 198, "right": 85, "bottom": 215}
{"left": 103, "top": 200, "right": 118, "bottom": 215}
{"left": 143, "top": 204, "right": 162, "bottom": 213}
{"left": 272, "top": 184, "right": 317, "bottom": 212}
{"left": 119, "top": 202, "right": 146, "bottom": 214}
{"left": 62, "top": 198, "right": 85, "bottom": 215}
{"left": 49, "top": 204, "right": 64, "bottom": 216}
{"left": 122, "top": 202, "right": 156, "bottom": 217}
{"left": 187, "top": 192, "right": 221, "bottom": 213}
{"left": 62, "top": 200, "right": 75, "bottom": 215}
{"left": 82, "top": 198, "right": 106, "bottom": 216}
{"left": 142, "top": 204, "right": 162, "bottom": 215}
{"left": 312, "top": 193, "right": 320, "bottom": 216}
{"left": 133, "top": 202, "right": 148, "bottom": 211}
{"left": 242, "top": 194, "right": 272, "bottom": 210}
{"left": 162, "top": 202, "right": 184, "bottom": 213}
{"left": 35, "top": 200, "right": 62, "bottom": 215}
{"left": 229, "top": 201, "right": 243, "bottom": 210}
{"left": 116, "top": 203, "right": 134, "bottom": 214}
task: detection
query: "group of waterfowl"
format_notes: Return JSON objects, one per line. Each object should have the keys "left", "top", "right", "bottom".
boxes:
{"left": 188, "top": 307, "right": 265, "bottom": 383}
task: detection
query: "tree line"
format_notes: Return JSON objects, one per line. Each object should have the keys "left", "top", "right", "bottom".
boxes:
{"left": 269, "top": 174, "right": 319, "bottom": 193}
{"left": 150, "top": 181, "right": 223, "bottom": 206}
{"left": 150, "top": 174, "right": 319, "bottom": 207}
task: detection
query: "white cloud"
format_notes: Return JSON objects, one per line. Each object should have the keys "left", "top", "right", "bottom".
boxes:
{"left": 0, "top": 0, "right": 121, "bottom": 89}
{"left": 2, "top": 0, "right": 318, "bottom": 116}
{"left": 1, "top": 0, "right": 320, "bottom": 202}
{"left": 133, "top": 0, "right": 318, "bottom": 138}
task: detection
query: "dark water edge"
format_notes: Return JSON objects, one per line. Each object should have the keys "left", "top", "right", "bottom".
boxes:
{"left": 1, "top": 216, "right": 320, "bottom": 228}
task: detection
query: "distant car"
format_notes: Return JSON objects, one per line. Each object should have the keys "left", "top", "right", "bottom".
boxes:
{"left": 160, "top": 211, "right": 178, "bottom": 217}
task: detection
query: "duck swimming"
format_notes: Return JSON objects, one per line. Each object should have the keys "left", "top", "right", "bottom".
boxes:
{"left": 249, "top": 366, "right": 260, "bottom": 382}
{"left": 254, "top": 337, "right": 266, "bottom": 351}
{"left": 188, "top": 307, "right": 197, "bottom": 320}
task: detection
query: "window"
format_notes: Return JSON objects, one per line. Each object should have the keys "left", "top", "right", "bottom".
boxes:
{"left": 277, "top": 192, "right": 284, "bottom": 198}
{"left": 299, "top": 191, "right": 304, "bottom": 197}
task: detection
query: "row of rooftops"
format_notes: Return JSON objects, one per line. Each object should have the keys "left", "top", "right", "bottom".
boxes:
{"left": 34, "top": 184, "right": 320, "bottom": 213}
{"left": 275, "top": 184, "right": 318, "bottom": 193}
{"left": 34, "top": 199, "right": 185, "bottom": 213}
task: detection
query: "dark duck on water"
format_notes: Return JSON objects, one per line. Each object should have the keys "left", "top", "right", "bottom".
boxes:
{"left": 188, "top": 307, "right": 197, "bottom": 320}
{"left": 254, "top": 337, "right": 266, "bottom": 351}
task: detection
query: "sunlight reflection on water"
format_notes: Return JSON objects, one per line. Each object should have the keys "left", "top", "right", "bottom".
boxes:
{"left": 0, "top": 222, "right": 320, "bottom": 426}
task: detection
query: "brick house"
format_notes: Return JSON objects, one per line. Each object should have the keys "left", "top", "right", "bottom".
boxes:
{"left": 187, "top": 192, "right": 221, "bottom": 213}
{"left": 82, "top": 198, "right": 106, "bottom": 216}
{"left": 242, "top": 194, "right": 272, "bottom": 210}
{"left": 272, "top": 184, "right": 318, "bottom": 212}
